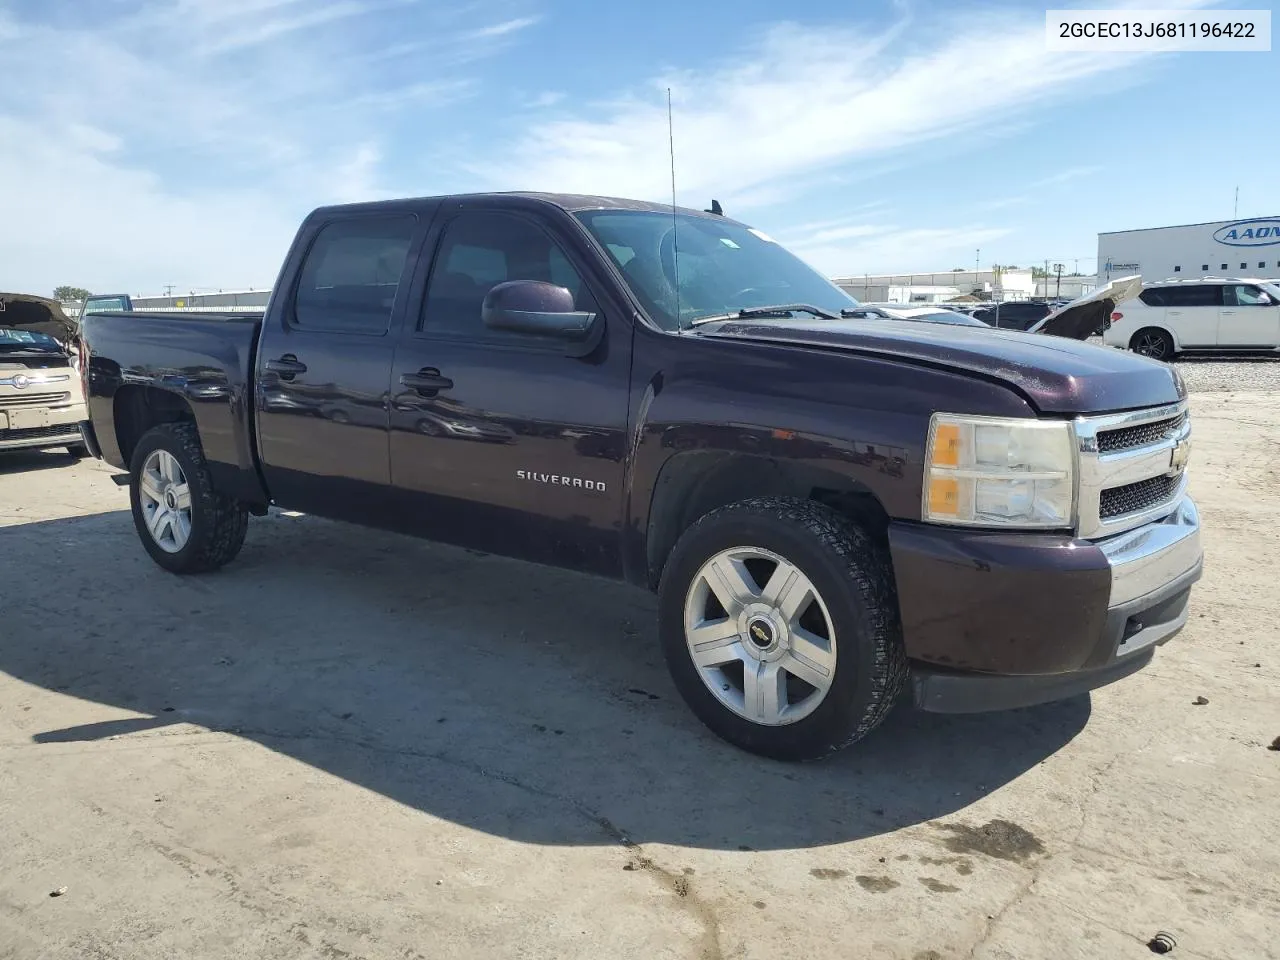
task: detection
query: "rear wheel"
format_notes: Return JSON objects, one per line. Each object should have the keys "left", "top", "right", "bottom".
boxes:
{"left": 658, "top": 497, "right": 907, "bottom": 761}
{"left": 129, "top": 422, "right": 248, "bottom": 574}
{"left": 1131, "top": 328, "right": 1174, "bottom": 361}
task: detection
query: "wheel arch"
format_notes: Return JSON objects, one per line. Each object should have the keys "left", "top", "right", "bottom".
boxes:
{"left": 644, "top": 451, "right": 891, "bottom": 590}
{"left": 114, "top": 385, "right": 196, "bottom": 467}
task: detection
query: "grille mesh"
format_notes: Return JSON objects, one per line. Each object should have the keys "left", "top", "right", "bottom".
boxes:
{"left": 0, "top": 424, "right": 80, "bottom": 442}
{"left": 1100, "top": 474, "right": 1180, "bottom": 519}
{"left": 1097, "top": 413, "right": 1185, "bottom": 454}
{"left": 0, "top": 392, "right": 71, "bottom": 408}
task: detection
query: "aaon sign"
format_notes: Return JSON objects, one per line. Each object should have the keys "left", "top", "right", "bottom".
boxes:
{"left": 1212, "top": 218, "right": 1280, "bottom": 247}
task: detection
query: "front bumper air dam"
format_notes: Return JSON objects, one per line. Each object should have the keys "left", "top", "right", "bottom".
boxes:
{"left": 890, "top": 497, "right": 1202, "bottom": 714}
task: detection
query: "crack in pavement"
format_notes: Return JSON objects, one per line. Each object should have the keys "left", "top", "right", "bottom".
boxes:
{"left": 67, "top": 721, "right": 724, "bottom": 960}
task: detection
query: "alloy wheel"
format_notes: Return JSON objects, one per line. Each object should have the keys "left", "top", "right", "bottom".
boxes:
{"left": 682, "top": 546, "right": 837, "bottom": 726}
{"left": 138, "top": 449, "right": 193, "bottom": 554}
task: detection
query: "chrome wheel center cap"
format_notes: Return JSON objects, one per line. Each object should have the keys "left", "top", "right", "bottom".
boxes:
{"left": 163, "top": 487, "right": 179, "bottom": 510}
{"left": 739, "top": 604, "right": 788, "bottom": 662}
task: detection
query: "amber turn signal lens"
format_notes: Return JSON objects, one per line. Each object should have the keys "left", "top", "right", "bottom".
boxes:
{"left": 928, "top": 477, "right": 959, "bottom": 515}
{"left": 932, "top": 423, "right": 961, "bottom": 467}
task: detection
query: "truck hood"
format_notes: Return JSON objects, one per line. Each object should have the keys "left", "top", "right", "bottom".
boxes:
{"left": 1028, "top": 275, "right": 1144, "bottom": 340}
{"left": 697, "top": 315, "right": 1184, "bottom": 415}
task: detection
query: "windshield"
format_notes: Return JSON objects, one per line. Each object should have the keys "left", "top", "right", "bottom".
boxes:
{"left": 0, "top": 327, "right": 62, "bottom": 352}
{"left": 83, "top": 296, "right": 129, "bottom": 313}
{"left": 575, "top": 210, "right": 857, "bottom": 330}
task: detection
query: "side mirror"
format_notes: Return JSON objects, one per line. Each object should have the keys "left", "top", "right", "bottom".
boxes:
{"left": 482, "top": 280, "right": 597, "bottom": 341}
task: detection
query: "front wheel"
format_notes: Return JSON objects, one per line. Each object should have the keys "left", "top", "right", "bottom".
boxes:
{"left": 658, "top": 497, "right": 907, "bottom": 761}
{"left": 129, "top": 422, "right": 249, "bottom": 574}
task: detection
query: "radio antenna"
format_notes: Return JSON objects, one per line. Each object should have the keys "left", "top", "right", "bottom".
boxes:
{"left": 667, "top": 87, "right": 682, "bottom": 331}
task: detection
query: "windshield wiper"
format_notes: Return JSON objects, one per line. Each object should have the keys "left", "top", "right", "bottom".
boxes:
{"left": 689, "top": 303, "right": 839, "bottom": 326}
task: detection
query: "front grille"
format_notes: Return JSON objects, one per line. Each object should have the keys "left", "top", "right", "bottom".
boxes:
{"left": 1100, "top": 474, "right": 1180, "bottom": 519}
{"left": 0, "top": 391, "right": 71, "bottom": 408}
{"left": 1097, "top": 412, "right": 1185, "bottom": 454}
{"left": 0, "top": 424, "right": 80, "bottom": 442}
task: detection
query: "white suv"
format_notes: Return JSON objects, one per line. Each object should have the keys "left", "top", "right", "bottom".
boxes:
{"left": 1104, "top": 277, "right": 1280, "bottom": 360}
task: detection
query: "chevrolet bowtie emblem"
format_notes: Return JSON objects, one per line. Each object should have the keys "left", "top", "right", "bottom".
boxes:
{"left": 1168, "top": 436, "right": 1191, "bottom": 474}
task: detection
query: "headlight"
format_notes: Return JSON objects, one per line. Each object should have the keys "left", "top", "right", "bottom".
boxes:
{"left": 924, "top": 414, "right": 1075, "bottom": 529}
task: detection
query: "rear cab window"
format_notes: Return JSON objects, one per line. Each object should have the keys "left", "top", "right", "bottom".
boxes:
{"left": 292, "top": 215, "right": 416, "bottom": 334}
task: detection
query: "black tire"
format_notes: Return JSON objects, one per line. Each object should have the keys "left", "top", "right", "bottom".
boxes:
{"left": 1131, "top": 328, "right": 1174, "bottom": 361}
{"left": 658, "top": 497, "right": 907, "bottom": 761}
{"left": 65, "top": 443, "right": 89, "bottom": 459}
{"left": 128, "top": 422, "right": 249, "bottom": 574}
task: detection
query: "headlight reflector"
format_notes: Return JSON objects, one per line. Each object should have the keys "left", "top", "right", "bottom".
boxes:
{"left": 924, "top": 414, "right": 1075, "bottom": 528}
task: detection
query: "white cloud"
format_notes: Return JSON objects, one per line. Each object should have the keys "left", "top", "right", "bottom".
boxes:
{"left": 200, "top": 1, "right": 379, "bottom": 55}
{"left": 466, "top": 13, "right": 1183, "bottom": 211}
{"left": 523, "top": 90, "right": 566, "bottom": 109}
{"left": 0, "top": 0, "right": 529, "bottom": 294}
{"left": 1030, "top": 165, "right": 1103, "bottom": 188}
{"left": 779, "top": 218, "right": 1014, "bottom": 277}
{"left": 65, "top": 124, "right": 124, "bottom": 155}
{"left": 467, "top": 16, "right": 541, "bottom": 40}
{"left": 346, "top": 80, "right": 477, "bottom": 111}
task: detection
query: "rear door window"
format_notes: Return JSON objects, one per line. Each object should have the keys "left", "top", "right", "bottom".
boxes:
{"left": 1162, "top": 285, "right": 1222, "bottom": 308}
{"left": 293, "top": 216, "right": 416, "bottom": 334}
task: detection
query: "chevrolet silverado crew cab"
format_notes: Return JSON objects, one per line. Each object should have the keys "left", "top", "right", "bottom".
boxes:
{"left": 78, "top": 193, "right": 1203, "bottom": 760}
{"left": 0, "top": 292, "right": 89, "bottom": 457}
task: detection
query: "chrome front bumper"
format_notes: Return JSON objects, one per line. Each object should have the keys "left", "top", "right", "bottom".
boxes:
{"left": 1099, "top": 496, "right": 1202, "bottom": 658}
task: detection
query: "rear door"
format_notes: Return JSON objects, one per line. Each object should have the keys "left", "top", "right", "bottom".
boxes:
{"left": 1161, "top": 283, "right": 1221, "bottom": 348}
{"left": 1219, "top": 283, "right": 1280, "bottom": 347}
{"left": 387, "top": 202, "right": 631, "bottom": 575}
{"left": 255, "top": 212, "right": 421, "bottom": 521}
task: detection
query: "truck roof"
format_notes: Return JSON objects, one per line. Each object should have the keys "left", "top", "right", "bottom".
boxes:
{"left": 308, "top": 192, "right": 737, "bottom": 223}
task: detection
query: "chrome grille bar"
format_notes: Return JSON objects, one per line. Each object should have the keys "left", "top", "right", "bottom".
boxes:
{"left": 1075, "top": 401, "right": 1191, "bottom": 540}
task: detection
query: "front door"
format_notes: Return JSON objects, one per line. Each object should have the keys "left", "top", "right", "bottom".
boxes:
{"left": 1218, "top": 283, "right": 1280, "bottom": 348}
{"left": 255, "top": 213, "right": 419, "bottom": 522}
{"left": 388, "top": 204, "right": 631, "bottom": 575}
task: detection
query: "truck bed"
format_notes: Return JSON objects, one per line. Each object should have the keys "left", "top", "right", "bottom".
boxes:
{"left": 81, "top": 310, "right": 268, "bottom": 504}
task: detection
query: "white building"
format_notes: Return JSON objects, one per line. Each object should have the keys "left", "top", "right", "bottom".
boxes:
{"left": 833, "top": 268, "right": 1036, "bottom": 303}
{"left": 1098, "top": 216, "right": 1280, "bottom": 285}
{"left": 1034, "top": 275, "right": 1098, "bottom": 300}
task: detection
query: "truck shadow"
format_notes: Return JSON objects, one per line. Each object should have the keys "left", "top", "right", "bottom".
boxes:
{"left": 4, "top": 510, "right": 1090, "bottom": 852}
{"left": 0, "top": 449, "right": 82, "bottom": 475}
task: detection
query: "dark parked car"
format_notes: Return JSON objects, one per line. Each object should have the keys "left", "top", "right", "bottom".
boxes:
{"left": 971, "top": 300, "right": 1054, "bottom": 330}
{"left": 78, "top": 192, "right": 1202, "bottom": 760}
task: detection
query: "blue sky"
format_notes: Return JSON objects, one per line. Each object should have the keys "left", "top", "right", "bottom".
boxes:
{"left": 1, "top": 0, "right": 1276, "bottom": 294}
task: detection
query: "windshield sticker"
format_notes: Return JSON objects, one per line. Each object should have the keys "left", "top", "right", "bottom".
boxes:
{"left": 719, "top": 237, "right": 740, "bottom": 249}
{"left": 748, "top": 228, "right": 776, "bottom": 243}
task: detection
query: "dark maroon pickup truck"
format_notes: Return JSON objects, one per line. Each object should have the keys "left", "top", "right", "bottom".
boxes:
{"left": 78, "top": 193, "right": 1202, "bottom": 760}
